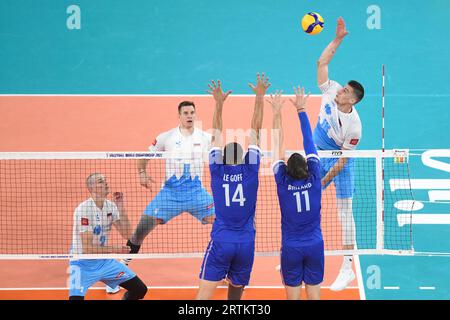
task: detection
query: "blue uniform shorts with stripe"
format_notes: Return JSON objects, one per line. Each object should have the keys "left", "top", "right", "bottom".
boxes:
{"left": 199, "top": 240, "right": 255, "bottom": 286}
{"left": 144, "top": 182, "right": 215, "bottom": 224}
{"left": 68, "top": 259, "right": 136, "bottom": 297}
{"left": 320, "top": 157, "right": 355, "bottom": 199}
{"left": 280, "top": 241, "right": 324, "bottom": 286}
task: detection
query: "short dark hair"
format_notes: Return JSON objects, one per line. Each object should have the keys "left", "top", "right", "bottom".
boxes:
{"left": 348, "top": 80, "right": 364, "bottom": 104}
{"left": 178, "top": 101, "right": 196, "bottom": 113}
{"left": 223, "top": 142, "right": 244, "bottom": 165}
{"left": 286, "top": 153, "right": 308, "bottom": 180}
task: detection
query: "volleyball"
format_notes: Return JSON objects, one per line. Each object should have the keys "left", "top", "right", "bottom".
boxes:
{"left": 301, "top": 12, "right": 324, "bottom": 35}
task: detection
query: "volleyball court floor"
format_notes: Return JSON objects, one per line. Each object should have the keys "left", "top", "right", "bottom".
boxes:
{"left": 0, "top": 95, "right": 362, "bottom": 300}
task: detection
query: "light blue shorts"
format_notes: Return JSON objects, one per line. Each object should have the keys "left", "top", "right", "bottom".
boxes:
{"left": 143, "top": 182, "right": 215, "bottom": 224}
{"left": 320, "top": 157, "right": 355, "bottom": 198}
{"left": 68, "top": 259, "right": 136, "bottom": 297}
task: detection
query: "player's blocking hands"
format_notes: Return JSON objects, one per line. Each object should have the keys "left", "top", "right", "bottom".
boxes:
{"left": 289, "top": 86, "right": 310, "bottom": 113}
{"left": 249, "top": 72, "right": 271, "bottom": 96}
{"left": 207, "top": 80, "right": 232, "bottom": 104}
{"left": 266, "top": 90, "right": 285, "bottom": 113}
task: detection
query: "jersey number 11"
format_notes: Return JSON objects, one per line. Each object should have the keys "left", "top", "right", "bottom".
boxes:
{"left": 223, "top": 184, "right": 246, "bottom": 207}
{"left": 293, "top": 191, "right": 310, "bottom": 213}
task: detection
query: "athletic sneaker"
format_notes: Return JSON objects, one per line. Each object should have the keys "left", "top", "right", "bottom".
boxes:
{"left": 330, "top": 269, "right": 355, "bottom": 291}
{"left": 106, "top": 285, "right": 120, "bottom": 294}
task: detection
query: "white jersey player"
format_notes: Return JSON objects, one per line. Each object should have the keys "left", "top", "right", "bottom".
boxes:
{"left": 314, "top": 17, "right": 365, "bottom": 292}
{"left": 121, "top": 101, "right": 215, "bottom": 267}
{"left": 68, "top": 173, "right": 147, "bottom": 300}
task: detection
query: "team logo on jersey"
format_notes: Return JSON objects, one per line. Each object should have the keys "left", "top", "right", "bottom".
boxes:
{"left": 93, "top": 225, "right": 102, "bottom": 235}
{"left": 99, "top": 235, "right": 106, "bottom": 246}
{"left": 115, "top": 272, "right": 125, "bottom": 279}
{"left": 325, "top": 104, "right": 332, "bottom": 115}
{"left": 81, "top": 218, "right": 89, "bottom": 226}
{"left": 95, "top": 214, "right": 100, "bottom": 221}
{"left": 349, "top": 139, "right": 359, "bottom": 145}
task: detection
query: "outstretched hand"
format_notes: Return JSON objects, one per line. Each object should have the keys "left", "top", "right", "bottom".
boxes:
{"left": 248, "top": 72, "right": 271, "bottom": 96}
{"left": 336, "top": 16, "right": 349, "bottom": 39}
{"left": 207, "top": 80, "right": 232, "bottom": 104}
{"left": 266, "top": 90, "right": 285, "bottom": 113}
{"left": 289, "top": 86, "right": 310, "bottom": 112}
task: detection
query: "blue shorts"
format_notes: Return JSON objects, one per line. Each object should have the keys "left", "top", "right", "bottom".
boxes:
{"left": 68, "top": 259, "right": 136, "bottom": 297}
{"left": 280, "top": 241, "right": 324, "bottom": 286}
{"left": 199, "top": 240, "right": 255, "bottom": 286}
{"left": 144, "top": 182, "right": 215, "bottom": 224}
{"left": 320, "top": 157, "right": 355, "bottom": 198}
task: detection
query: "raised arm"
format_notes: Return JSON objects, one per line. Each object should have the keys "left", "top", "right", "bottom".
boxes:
{"left": 208, "top": 80, "right": 231, "bottom": 148}
{"left": 288, "top": 87, "right": 316, "bottom": 156}
{"left": 317, "top": 17, "right": 349, "bottom": 86}
{"left": 112, "top": 192, "right": 132, "bottom": 240}
{"left": 266, "top": 91, "right": 285, "bottom": 162}
{"left": 248, "top": 73, "right": 270, "bottom": 146}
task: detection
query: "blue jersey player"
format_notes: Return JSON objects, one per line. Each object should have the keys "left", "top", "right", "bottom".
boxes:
{"left": 268, "top": 88, "right": 323, "bottom": 300}
{"left": 196, "top": 74, "right": 270, "bottom": 300}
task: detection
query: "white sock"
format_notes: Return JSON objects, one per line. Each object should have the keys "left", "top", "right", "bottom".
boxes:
{"left": 121, "top": 258, "right": 131, "bottom": 266}
{"left": 342, "top": 255, "right": 353, "bottom": 270}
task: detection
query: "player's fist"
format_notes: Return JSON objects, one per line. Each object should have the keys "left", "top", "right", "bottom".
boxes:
{"left": 112, "top": 192, "right": 124, "bottom": 206}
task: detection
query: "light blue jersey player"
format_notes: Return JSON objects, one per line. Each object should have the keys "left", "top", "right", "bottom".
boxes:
{"left": 315, "top": 17, "right": 365, "bottom": 291}
{"left": 268, "top": 88, "right": 323, "bottom": 300}
{"left": 197, "top": 74, "right": 270, "bottom": 300}
{"left": 68, "top": 173, "right": 147, "bottom": 300}
{"left": 119, "top": 101, "right": 215, "bottom": 272}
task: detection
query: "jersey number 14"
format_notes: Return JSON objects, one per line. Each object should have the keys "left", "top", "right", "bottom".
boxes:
{"left": 293, "top": 191, "right": 310, "bottom": 213}
{"left": 222, "top": 184, "right": 246, "bottom": 207}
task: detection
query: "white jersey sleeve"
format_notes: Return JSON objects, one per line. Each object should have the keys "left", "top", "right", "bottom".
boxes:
{"left": 110, "top": 201, "right": 120, "bottom": 222}
{"left": 342, "top": 123, "right": 362, "bottom": 150}
{"left": 149, "top": 130, "right": 171, "bottom": 152}
{"left": 319, "top": 79, "right": 341, "bottom": 96}
{"left": 74, "top": 204, "right": 93, "bottom": 234}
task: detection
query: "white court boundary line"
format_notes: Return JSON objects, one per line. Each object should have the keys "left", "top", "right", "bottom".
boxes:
{"left": 353, "top": 255, "right": 366, "bottom": 300}
{"left": 0, "top": 286, "right": 360, "bottom": 291}
{"left": 0, "top": 94, "right": 322, "bottom": 97}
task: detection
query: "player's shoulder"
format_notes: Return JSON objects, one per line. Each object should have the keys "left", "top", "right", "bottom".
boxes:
{"left": 103, "top": 199, "right": 117, "bottom": 210}
{"left": 349, "top": 108, "right": 362, "bottom": 128}
{"left": 74, "top": 199, "right": 94, "bottom": 213}
{"left": 195, "top": 128, "right": 212, "bottom": 141}
{"left": 158, "top": 127, "right": 179, "bottom": 138}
